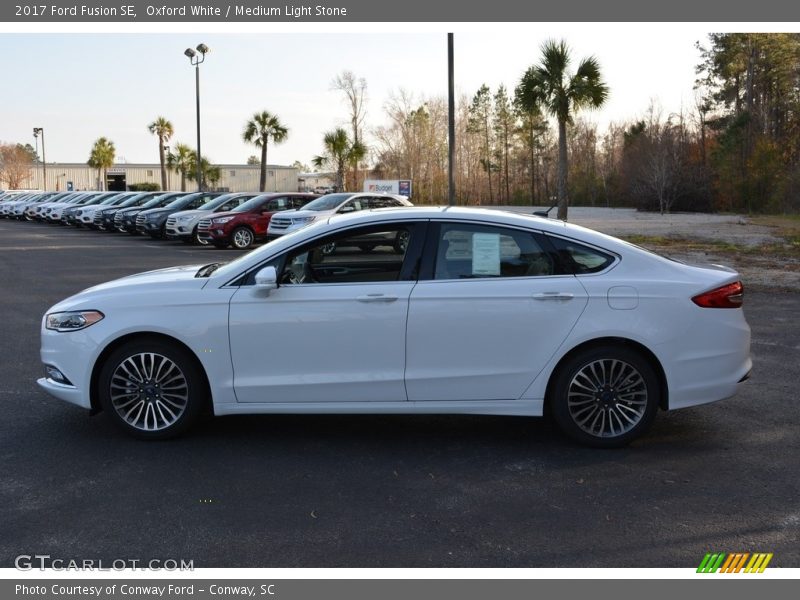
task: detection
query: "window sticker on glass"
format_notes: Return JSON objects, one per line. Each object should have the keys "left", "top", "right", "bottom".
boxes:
{"left": 472, "top": 233, "right": 501, "bottom": 276}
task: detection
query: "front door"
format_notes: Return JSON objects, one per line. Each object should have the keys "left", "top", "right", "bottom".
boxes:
{"left": 228, "top": 222, "right": 425, "bottom": 403}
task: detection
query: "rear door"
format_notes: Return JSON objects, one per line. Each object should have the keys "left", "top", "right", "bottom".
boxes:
{"left": 405, "top": 221, "right": 588, "bottom": 401}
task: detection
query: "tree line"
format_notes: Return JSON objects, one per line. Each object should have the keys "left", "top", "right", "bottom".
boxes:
{"left": 6, "top": 34, "right": 800, "bottom": 214}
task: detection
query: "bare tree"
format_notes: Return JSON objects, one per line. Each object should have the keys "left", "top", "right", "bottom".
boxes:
{"left": 0, "top": 143, "right": 34, "bottom": 189}
{"left": 332, "top": 71, "right": 368, "bottom": 190}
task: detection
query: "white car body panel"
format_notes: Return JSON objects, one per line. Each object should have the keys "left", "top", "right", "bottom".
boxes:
{"left": 38, "top": 207, "right": 751, "bottom": 426}
{"left": 229, "top": 281, "right": 414, "bottom": 403}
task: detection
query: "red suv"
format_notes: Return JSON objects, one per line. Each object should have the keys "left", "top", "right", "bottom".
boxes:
{"left": 197, "top": 193, "right": 318, "bottom": 249}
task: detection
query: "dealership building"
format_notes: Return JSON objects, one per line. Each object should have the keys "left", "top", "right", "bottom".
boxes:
{"left": 24, "top": 162, "right": 299, "bottom": 193}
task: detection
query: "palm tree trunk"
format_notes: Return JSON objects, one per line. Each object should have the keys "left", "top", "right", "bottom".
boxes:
{"left": 259, "top": 140, "right": 268, "bottom": 192}
{"left": 181, "top": 171, "right": 186, "bottom": 192}
{"left": 158, "top": 137, "right": 167, "bottom": 191}
{"left": 557, "top": 118, "right": 569, "bottom": 220}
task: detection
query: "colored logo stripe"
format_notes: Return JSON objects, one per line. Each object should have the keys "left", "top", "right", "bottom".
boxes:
{"left": 697, "top": 552, "right": 773, "bottom": 573}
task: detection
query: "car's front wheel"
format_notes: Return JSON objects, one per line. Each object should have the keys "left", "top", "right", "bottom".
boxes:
{"left": 98, "top": 338, "right": 206, "bottom": 439}
{"left": 550, "top": 345, "right": 660, "bottom": 448}
{"left": 231, "top": 227, "right": 255, "bottom": 249}
{"left": 193, "top": 226, "right": 208, "bottom": 245}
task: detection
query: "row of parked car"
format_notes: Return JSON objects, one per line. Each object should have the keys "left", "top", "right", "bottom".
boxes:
{"left": 0, "top": 189, "right": 412, "bottom": 250}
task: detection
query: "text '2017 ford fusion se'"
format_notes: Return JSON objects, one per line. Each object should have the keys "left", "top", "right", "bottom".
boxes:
{"left": 38, "top": 207, "right": 751, "bottom": 447}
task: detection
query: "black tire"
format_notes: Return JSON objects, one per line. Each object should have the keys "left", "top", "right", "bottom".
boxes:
{"left": 231, "top": 227, "right": 255, "bottom": 249}
{"left": 98, "top": 338, "right": 207, "bottom": 440}
{"left": 193, "top": 226, "right": 209, "bottom": 246}
{"left": 550, "top": 345, "right": 660, "bottom": 448}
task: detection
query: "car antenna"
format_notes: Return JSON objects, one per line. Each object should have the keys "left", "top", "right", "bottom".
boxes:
{"left": 533, "top": 202, "right": 558, "bottom": 218}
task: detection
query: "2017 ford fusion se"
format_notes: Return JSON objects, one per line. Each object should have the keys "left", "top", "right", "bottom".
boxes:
{"left": 38, "top": 207, "right": 751, "bottom": 447}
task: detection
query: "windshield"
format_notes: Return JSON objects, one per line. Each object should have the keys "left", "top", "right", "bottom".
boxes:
{"left": 231, "top": 195, "right": 271, "bottom": 213}
{"left": 301, "top": 193, "right": 354, "bottom": 211}
{"left": 163, "top": 194, "right": 196, "bottom": 209}
{"left": 198, "top": 193, "right": 238, "bottom": 210}
{"left": 140, "top": 194, "right": 181, "bottom": 209}
{"left": 99, "top": 195, "right": 124, "bottom": 205}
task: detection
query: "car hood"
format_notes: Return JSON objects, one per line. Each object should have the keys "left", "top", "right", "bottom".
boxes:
{"left": 47, "top": 265, "right": 208, "bottom": 312}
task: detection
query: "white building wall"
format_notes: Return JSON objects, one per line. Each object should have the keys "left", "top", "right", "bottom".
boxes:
{"left": 24, "top": 163, "right": 299, "bottom": 193}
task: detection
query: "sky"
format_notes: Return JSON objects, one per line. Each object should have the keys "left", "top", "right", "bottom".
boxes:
{"left": 1, "top": 26, "right": 714, "bottom": 167}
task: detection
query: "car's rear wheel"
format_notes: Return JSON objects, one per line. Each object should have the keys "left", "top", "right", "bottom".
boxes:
{"left": 98, "top": 339, "right": 206, "bottom": 439}
{"left": 394, "top": 230, "right": 410, "bottom": 254}
{"left": 550, "top": 345, "right": 659, "bottom": 448}
{"left": 231, "top": 227, "right": 254, "bottom": 249}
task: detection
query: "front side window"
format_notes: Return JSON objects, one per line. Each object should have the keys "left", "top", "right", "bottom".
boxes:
{"left": 265, "top": 197, "right": 290, "bottom": 212}
{"left": 434, "top": 223, "right": 555, "bottom": 280}
{"left": 338, "top": 199, "right": 366, "bottom": 213}
{"left": 278, "top": 225, "right": 416, "bottom": 285}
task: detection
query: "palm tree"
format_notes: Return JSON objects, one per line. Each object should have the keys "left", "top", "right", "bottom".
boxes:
{"left": 311, "top": 128, "right": 366, "bottom": 192}
{"left": 187, "top": 153, "right": 221, "bottom": 190}
{"left": 87, "top": 137, "right": 116, "bottom": 190}
{"left": 147, "top": 116, "right": 174, "bottom": 191}
{"left": 172, "top": 143, "right": 194, "bottom": 192}
{"left": 518, "top": 39, "right": 608, "bottom": 220}
{"left": 242, "top": 111, "right": 289, "bottom": 192}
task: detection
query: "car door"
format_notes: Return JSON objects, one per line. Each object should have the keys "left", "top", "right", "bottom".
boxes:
{"left": 228, "top": 221, "right": 426, "bottom": 404}
{"left": 405, "top": 221, "right": 589, "bottom": 402}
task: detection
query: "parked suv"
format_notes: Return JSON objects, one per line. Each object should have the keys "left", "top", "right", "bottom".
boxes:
{"left": 198, "top": 193, "right": 318, "bottom": 249}
{"left": 165, "top": 192, "right": 259, "bottom": 244}
{"left": 266, "top": 193, "right": 412, "bottom": 252}
{"left": 95, "top": 192, "right": 161, "bottom": 231}
{"left": 136, "top": 192, "right": 222, "bottom": 239}
{"left": 115, "top": 192, "right": 187, "bottom": 234}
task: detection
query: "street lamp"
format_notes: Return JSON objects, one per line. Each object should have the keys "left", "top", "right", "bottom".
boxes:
{"left": 163, "top": 145, "right": 171, "bottom": 190}
{"left": 184, "top": 43, "right": 209, "bottom": 192}
{"left": 33, "top": 127, "right": 46, "bottom": 191}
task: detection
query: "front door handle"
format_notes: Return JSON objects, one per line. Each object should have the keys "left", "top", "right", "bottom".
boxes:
{"left": 532, "top": 292, "right": 574, "bottom": 301}
{"left": 357, "top": 294, "right": 399, "bottom": 303}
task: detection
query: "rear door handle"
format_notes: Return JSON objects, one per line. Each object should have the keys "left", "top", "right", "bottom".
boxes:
{"left": 357, "top": 294, "right": 399, "bottom": 303}
{"left": 532, "top": 292, "right": 574, "bottom": 301}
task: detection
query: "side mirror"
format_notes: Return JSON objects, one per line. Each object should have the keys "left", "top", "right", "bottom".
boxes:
{"left": 338, "top": 205, "right": 355, "bottom": 213}
{"left": 254, "top": 266, "right": 278, "bottom": 292}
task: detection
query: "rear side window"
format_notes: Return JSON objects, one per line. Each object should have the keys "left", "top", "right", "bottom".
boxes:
{"left": 548, "top": 236, "right": 615, "bottom": 274}
{"left": 434, "top": 223, "right": 556, "bottom": 279}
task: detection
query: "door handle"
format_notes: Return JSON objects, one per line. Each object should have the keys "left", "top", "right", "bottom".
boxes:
{"left": 357, "top": 294, "right": 399, "bottom": 303}
{"left": 532, "top": 292, "right": 574, "bottom": 301}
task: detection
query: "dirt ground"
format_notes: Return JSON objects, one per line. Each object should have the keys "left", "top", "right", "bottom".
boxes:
{"left": 505, "top": 206, "right": 800, "bottom": 291}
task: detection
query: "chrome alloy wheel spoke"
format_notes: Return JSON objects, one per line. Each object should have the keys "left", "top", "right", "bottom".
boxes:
{"left": 567, "top": 359, "right": 647, "bottom": 438}
{"left": 109, "top": 353, "right": 189, "bottom": 431}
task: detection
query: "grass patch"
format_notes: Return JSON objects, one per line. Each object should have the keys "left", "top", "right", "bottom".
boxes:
{"left": 620, "top": 233, "right": 800, "bottom": 259}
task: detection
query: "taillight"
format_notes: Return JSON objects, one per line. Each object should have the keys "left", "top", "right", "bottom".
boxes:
{"left": 692, "top": 281, "right": 744, "bottom": 308}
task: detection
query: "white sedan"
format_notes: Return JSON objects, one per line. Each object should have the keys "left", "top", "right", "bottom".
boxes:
{"left": 38, "top": 207, "right": 751, "bottom": 447}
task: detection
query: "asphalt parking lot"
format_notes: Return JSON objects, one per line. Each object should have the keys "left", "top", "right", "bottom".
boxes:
{"left": 1, "top": 218, "right": 798, "bottom": 568}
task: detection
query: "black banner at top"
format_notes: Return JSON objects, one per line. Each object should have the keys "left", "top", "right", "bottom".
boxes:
{"left": 3, "top": 0, "right": 800, "bottom": 22}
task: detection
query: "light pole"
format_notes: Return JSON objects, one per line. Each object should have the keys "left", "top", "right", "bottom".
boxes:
{"left": 164, "top": 145, "right": 171, "bottom": 190}
{"left": 447, "top": 33, "right": 455, "bottom": 206}
{"left": 184, "top": 43, "right": 209, "bottom": 192}
{"left": 33, "top": 127, "right": 46, "bottom": 190}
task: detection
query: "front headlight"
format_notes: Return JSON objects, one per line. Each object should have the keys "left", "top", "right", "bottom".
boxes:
{"left": 294, "top": 217, "right": 316, "bottom": 224}
{"left": 177, "top": 215, "right": 193, "bottom": 222}
{"left": 45, "top": 310, "right": 104, "bottom": 332}
{"left": 213, "top": 216, "right": 234, "bottom": 224}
